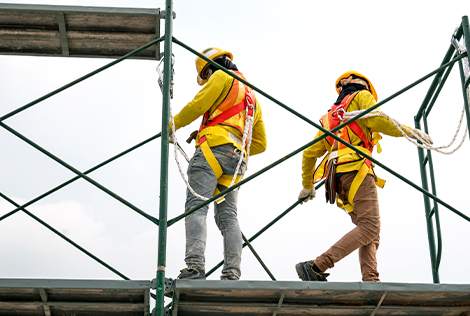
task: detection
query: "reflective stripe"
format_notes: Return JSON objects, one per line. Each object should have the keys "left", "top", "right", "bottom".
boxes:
{"left": 199, "top": 126, "right": 245, "bottom": 153}
{"left": 228, "top": 131, "right": 243, "bottom": 148}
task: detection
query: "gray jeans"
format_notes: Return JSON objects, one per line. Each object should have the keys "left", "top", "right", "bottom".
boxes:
{"left": 185, "top": 143, "right": 246, "bottom": 279}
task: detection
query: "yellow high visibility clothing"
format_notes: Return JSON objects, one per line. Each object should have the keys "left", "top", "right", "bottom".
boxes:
{"left": 302, "top": 90, "right": 406, "bottom": 190}
{"left": 173, "top": 70, "right": 267, "bottom": 156}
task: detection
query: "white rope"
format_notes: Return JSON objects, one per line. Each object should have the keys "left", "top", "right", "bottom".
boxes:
{"left": 341, "top": 56, "right": 469, "bottom": 155}
{"left": 156, "top": 55, "right": 210, "bottom": 201}
{"left": 229, "top": 104, "right": 254, "bottom": 187}
{"left": 169, "top": 106, "right": 210, "bottom": 201}
{"left": 159, "top": 68, "right": 253, "bottom": 200}
{"left": 168, "top": 104, "right": 253, "bottom": 201}
{"left": 341, "top": 107, "right": 467, "bottom": 155}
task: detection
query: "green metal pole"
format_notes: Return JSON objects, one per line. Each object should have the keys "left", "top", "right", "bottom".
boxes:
{"left": 241, "top": 232, "right": 276, "bottom": 281}
{"left": 0, "top": 133, "right": 161, "bottom": 223}
{"left": 423, "top": 119, "right": 443, "bottom": 273}
{"left": 155, "top": 1, "right": 173, "bottom": 315}
{"left": 415, "top": 26, "right": 462, "bottom": 121}
{"left": 0, "top": 37, "right": 164, "bottom": 122}
{"left": 206, "top": 181, "right": 325, "bottom": 277}
{"left": 415, "top": 119, "right": 439, "bottom": 283}
{"left": 425, "top": 53, "right": 458, "bottom": 117}
{"left": 0, "top": 192, "right": 130, "bottom": 280}
{"left": 0, "top": 122, "right": 159, "bottom": 225}
{"left": 459, "top": 16, "right": 470, "bottom": 139}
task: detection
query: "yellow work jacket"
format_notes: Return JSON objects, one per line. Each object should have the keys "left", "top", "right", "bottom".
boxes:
{"left": 302, "top": 90, "right": 405, "bottom": 190}
{"left": 173, "top": 70, "right": 267, "bottom": 156}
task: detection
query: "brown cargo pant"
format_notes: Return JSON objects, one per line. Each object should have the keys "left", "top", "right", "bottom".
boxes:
{"left": 314, "top": 172, "right": 381, "bottom": 282}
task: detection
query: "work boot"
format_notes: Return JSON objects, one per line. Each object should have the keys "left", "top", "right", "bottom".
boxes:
{"left": 220, "top": 275, "right": 239, "bottom": 280}
{"left": 295, "top": 260, "right": 329, "bottom": 281}
{"left": 177, "top": 267, "right": 206, "bottom": 280}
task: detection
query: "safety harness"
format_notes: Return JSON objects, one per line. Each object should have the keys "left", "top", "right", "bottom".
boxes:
{"left": 197, "top": 71, "right": 256, "bottom": 203}
{"left": 314, "top": 91, "right": 385, "bottom": 213}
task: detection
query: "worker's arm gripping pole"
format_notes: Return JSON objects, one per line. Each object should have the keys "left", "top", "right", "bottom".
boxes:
{"left": 156, "top": 1, "right": 173, "bottom": 315}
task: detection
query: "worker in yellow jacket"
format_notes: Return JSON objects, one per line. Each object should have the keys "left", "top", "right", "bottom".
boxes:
{"left": 296, "top": 70, "right": 432, "bottom": 282}
{"left": 171, "top": 47, "right": 267, "bottom": 280}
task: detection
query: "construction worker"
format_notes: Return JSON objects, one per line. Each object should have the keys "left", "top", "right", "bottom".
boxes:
{"left": 296, "top": 70, "right": 432, "bottom": 282}
{"left": 171, "top": 47, "right": 267, "bottom": 280}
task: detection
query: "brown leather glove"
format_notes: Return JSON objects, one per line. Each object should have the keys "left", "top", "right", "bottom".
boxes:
{"left": 186, "top": 130, "right": 198, "bottom": 144}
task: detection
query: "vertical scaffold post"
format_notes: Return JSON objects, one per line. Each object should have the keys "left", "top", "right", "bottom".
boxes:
{"left": 460, "top": 16, "right": 470, "bottom": 140}
{"left": 155, "top": 1, "right": 173, "bottom": 315}
{"left": 415, "top": 122, "right": 440, "bottom": 284}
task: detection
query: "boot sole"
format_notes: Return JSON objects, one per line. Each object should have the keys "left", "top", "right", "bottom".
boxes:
{"left": 295, "top": 263, "right": 308, "bottom": 281}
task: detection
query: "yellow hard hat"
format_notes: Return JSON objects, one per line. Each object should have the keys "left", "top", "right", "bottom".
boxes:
{"left": 195, "top": 47, "right": 233, "bottom": 85}
{"left": 335, "top": 70, "right": 377, "bottom": 101}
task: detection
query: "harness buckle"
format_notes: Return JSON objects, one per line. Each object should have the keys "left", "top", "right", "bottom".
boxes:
{"left": 246, "top": 99, "right": 255, "bottom": 117}
{"left": 333, "top": 108, "right": 346, "bottom": 121}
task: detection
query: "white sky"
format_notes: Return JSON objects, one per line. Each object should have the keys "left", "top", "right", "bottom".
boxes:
{"left": 1, "top": 0, "right": 470, "bottom": 300}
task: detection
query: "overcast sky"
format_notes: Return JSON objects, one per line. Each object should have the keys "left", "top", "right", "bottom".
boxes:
{"left": 1, "top": 0, "right": 470, "bottom": 302}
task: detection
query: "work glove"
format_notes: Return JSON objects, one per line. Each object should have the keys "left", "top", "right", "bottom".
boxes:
{"left": 298, "top": 187, "right": 316, "bottom": 205}
{"left": 409, "top": 128, "right": 433, "bottom": 145}
{"left": 186, "top": 130, "right": 198, "bottom": 144}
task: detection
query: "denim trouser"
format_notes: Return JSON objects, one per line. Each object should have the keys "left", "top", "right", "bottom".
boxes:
{"left": 185, "top": 143, "right": 246, "bottom": 279}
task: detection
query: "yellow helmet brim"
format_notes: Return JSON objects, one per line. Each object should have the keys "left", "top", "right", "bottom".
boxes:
{"left": 335, "top": 70, "right": 377, "bottom": 101}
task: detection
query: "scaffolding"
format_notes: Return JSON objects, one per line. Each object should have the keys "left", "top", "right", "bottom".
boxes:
{"left": 0, "top": 2, "right": 470, "bottom": 316}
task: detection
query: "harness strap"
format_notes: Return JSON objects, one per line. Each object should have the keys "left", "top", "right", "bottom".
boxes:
{"left": 199, "top": 126, "right": 244, "bottom": 149}
{"left": 199, "top": 135, "right": 245, "bottom": 204}
{"left": 200, "top": 85, "right": 253, "bottom": 132}
{"left": 213, "top": 174, "right": 243, "bottom": 203}
{"left": 199, "top": 136, "right": 223, "bottom": 178}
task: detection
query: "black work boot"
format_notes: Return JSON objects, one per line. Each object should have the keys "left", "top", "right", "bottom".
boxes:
{"left": 295, "top": 260, "right": 329, "bottom": 281}
{"left": 177, "top": 267, "right": 206, "bottom": 280}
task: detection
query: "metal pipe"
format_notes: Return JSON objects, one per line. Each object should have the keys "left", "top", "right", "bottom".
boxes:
{"left": 425, "top": 53, "right": 458, "bottom": 117}
{"left": 168, "top": 74, "right": 470, "bottom": 227}
{"left": 0, "top": 192, "right": 129, "bottom": 280}
{"left": 416, "top": 26, "right": 463, "bottom": 121}
{"left": 167, "top": 54, "right": 467, "bottom": 226}
{"left": 241, "top": 232, "right": 276, "bottom": 281}
{"left": 206, "top": 180, "right": 325, "bottom": 277}
{"left": 423, "top": 118, "right": 443, "bottom": 276}
{"left": 0, "top": 122, "right": 159, "bottom": 224}
{"left": 155, "top": 1, "right": 173, "bottom": 315}
{"left": 0, "top": 133, "right": 161, "bottom": 223}
{"left": 423, "top": 119, "right": 442, "bottom": 273}
{"left": 174, "top": 37, "right": 466, "bottom": 131}
{"left": 415, "top": 121, "right": 439, "bottom": 283}
{"left": 0, "top": 37, "right": 164, "bottom": 122}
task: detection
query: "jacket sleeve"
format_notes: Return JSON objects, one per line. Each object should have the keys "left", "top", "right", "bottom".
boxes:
{"left": 355, "top": 91, "right": 409, "bottom": 137}
{"left": 249, "top": 101, "right": 267, "bottom": 156}
{"left": 302, "top": 130, "right": 328, "bottom": 189}
{"left": 173, "top": 71, "right": 226, "bottom": 130}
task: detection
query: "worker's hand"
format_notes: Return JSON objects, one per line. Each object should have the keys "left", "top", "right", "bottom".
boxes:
{"left": 298, "top": 187, "right": 316, "bottom": 205}
{"left": 409, "top": 128, "right": 433, "bottom": 145}
{"left": 186, "top": 130, "right": 198, "bottom": 144}
{"left": 168, "top": 129, "right": 175, "bottom": 144}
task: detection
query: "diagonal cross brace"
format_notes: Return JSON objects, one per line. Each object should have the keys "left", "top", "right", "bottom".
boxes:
{"left": 0, "top": 191, "right": 130, "bottom": 280}
{"left": 0, "top": 121, "right": 159, "bottom": 225}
